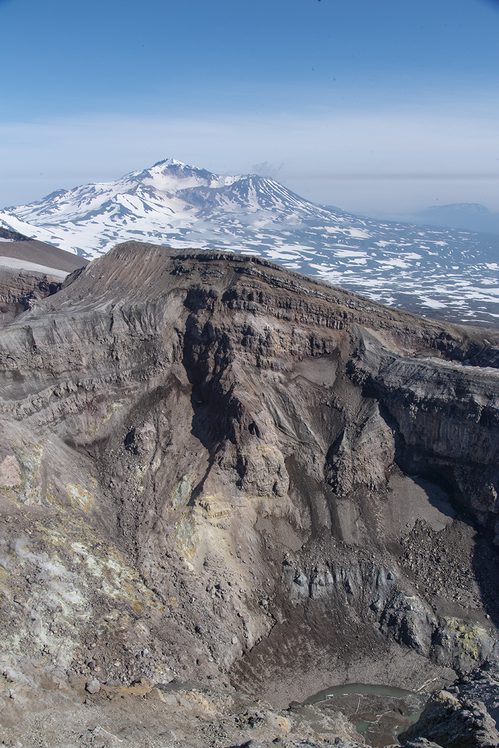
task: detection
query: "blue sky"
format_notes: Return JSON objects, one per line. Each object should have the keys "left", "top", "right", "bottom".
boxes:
{"left": 1, "top": 0, "right": 499, "bottom": 216}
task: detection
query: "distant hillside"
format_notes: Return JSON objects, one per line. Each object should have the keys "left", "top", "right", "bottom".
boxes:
{"left": 417, "top": 203, "right": 499, "bottom": 235}
{"left": 0, "top": 236, "right": 89, "bottom": 274}
{"left": 0, "top": 232, "right": 88, "bottom": 326}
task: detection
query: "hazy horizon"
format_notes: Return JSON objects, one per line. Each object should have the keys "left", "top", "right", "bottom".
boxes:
{"left": 1, "top": 0, "right": 498, "bottom": 217}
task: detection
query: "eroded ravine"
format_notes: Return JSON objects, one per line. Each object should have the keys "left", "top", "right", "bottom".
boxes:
{"left": 1, "top": 243, "right": 499, "bottom": 745}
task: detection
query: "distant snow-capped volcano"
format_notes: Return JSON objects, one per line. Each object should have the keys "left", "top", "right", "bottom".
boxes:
{"left": 0, "top": 158, "right": 347, "bottom": 257}
{"left": 2, "top": 158, "right": 499, "bottom": 327}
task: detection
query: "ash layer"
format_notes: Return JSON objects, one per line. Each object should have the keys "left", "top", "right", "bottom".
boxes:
{"left": 1, "top": 242, "right": 499, "bottom": 746}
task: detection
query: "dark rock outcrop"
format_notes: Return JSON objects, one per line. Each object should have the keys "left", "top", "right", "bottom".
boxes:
{"left": 0, "top": 236, "right": 88, "bottom": 326}
{"left": 399, "top": 665, "right": 499, "bottom": 747}
{"left": 0, "top": 265, "right": 63, "bottom": 324}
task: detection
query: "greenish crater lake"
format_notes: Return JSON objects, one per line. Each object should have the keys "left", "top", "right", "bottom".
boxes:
{"left": 303, "top": 683, "right": 426, "bottom": 747}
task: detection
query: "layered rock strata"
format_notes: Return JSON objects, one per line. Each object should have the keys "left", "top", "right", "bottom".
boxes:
{"left": 1, "top": 242, "right": 499, "bottom": 722}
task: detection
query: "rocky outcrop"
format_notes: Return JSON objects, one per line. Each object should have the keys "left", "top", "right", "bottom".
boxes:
{"left": 0, "top": 227, "right": 29, "bottom": 242}
{"left": 0, "top": 236, "right": 88, "bottom": 326}
{"left": 0, "top": 265, "right": 63, "bottom": 324}
{"left": 399, "top": 666, "right": 499, "bottom": 747}
{"left": 1, "top": 242, "right": 499, "bottom": 723}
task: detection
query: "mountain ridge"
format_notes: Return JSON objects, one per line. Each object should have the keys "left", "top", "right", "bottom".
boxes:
{"left": 2, "top": 159, "right": 499, "bottom": 326}
{"left": 0, "top": 229, "right": 88, "bottom": 326}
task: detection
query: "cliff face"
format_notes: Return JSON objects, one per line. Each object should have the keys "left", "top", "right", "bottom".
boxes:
{"left": 1, "top": 242, "right": 499, "bottom": 708}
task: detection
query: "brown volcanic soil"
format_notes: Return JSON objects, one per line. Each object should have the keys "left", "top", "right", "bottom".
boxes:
{"left": 1, "top": 242, "right": 499, "bottom": 745}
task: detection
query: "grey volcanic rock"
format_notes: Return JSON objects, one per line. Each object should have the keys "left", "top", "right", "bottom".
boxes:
{"left": 0, "top": 671, "right": 369, "bottom": 748}
{"left": 399, "top": 685, "right": 499, "bottom": 747}
{"left": 1, "top": 242, "right": 499, "bottom": 745}
{"left": 0, "top": 235, "right": 88, "bottom": 326}
{"left": 0, "top": 265, "right": 62, "bottom": 325}
{"left": 0, "top": 226, "right": 30, "bottom": 241}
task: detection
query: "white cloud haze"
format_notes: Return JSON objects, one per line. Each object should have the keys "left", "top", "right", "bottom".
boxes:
{"left": 1, "top": 97, "right": 498, "bottom": 216}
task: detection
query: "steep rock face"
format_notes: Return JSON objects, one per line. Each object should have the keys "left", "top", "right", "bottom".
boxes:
{"left": 0, "top": 266, "right": 62, "bottom": 325}
{"left": 1, "top": 243, "right": 499, "bottom": 708}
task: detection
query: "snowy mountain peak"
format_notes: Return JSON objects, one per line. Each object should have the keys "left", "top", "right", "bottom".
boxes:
{"left": 125, "top": 158, "right": 241, "bottom": 194}
{"left": 2, "top": 159, "right": 499, "bottom": 327}
{"left": 152, "top": 157, "right": 186, "bottom": 168}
